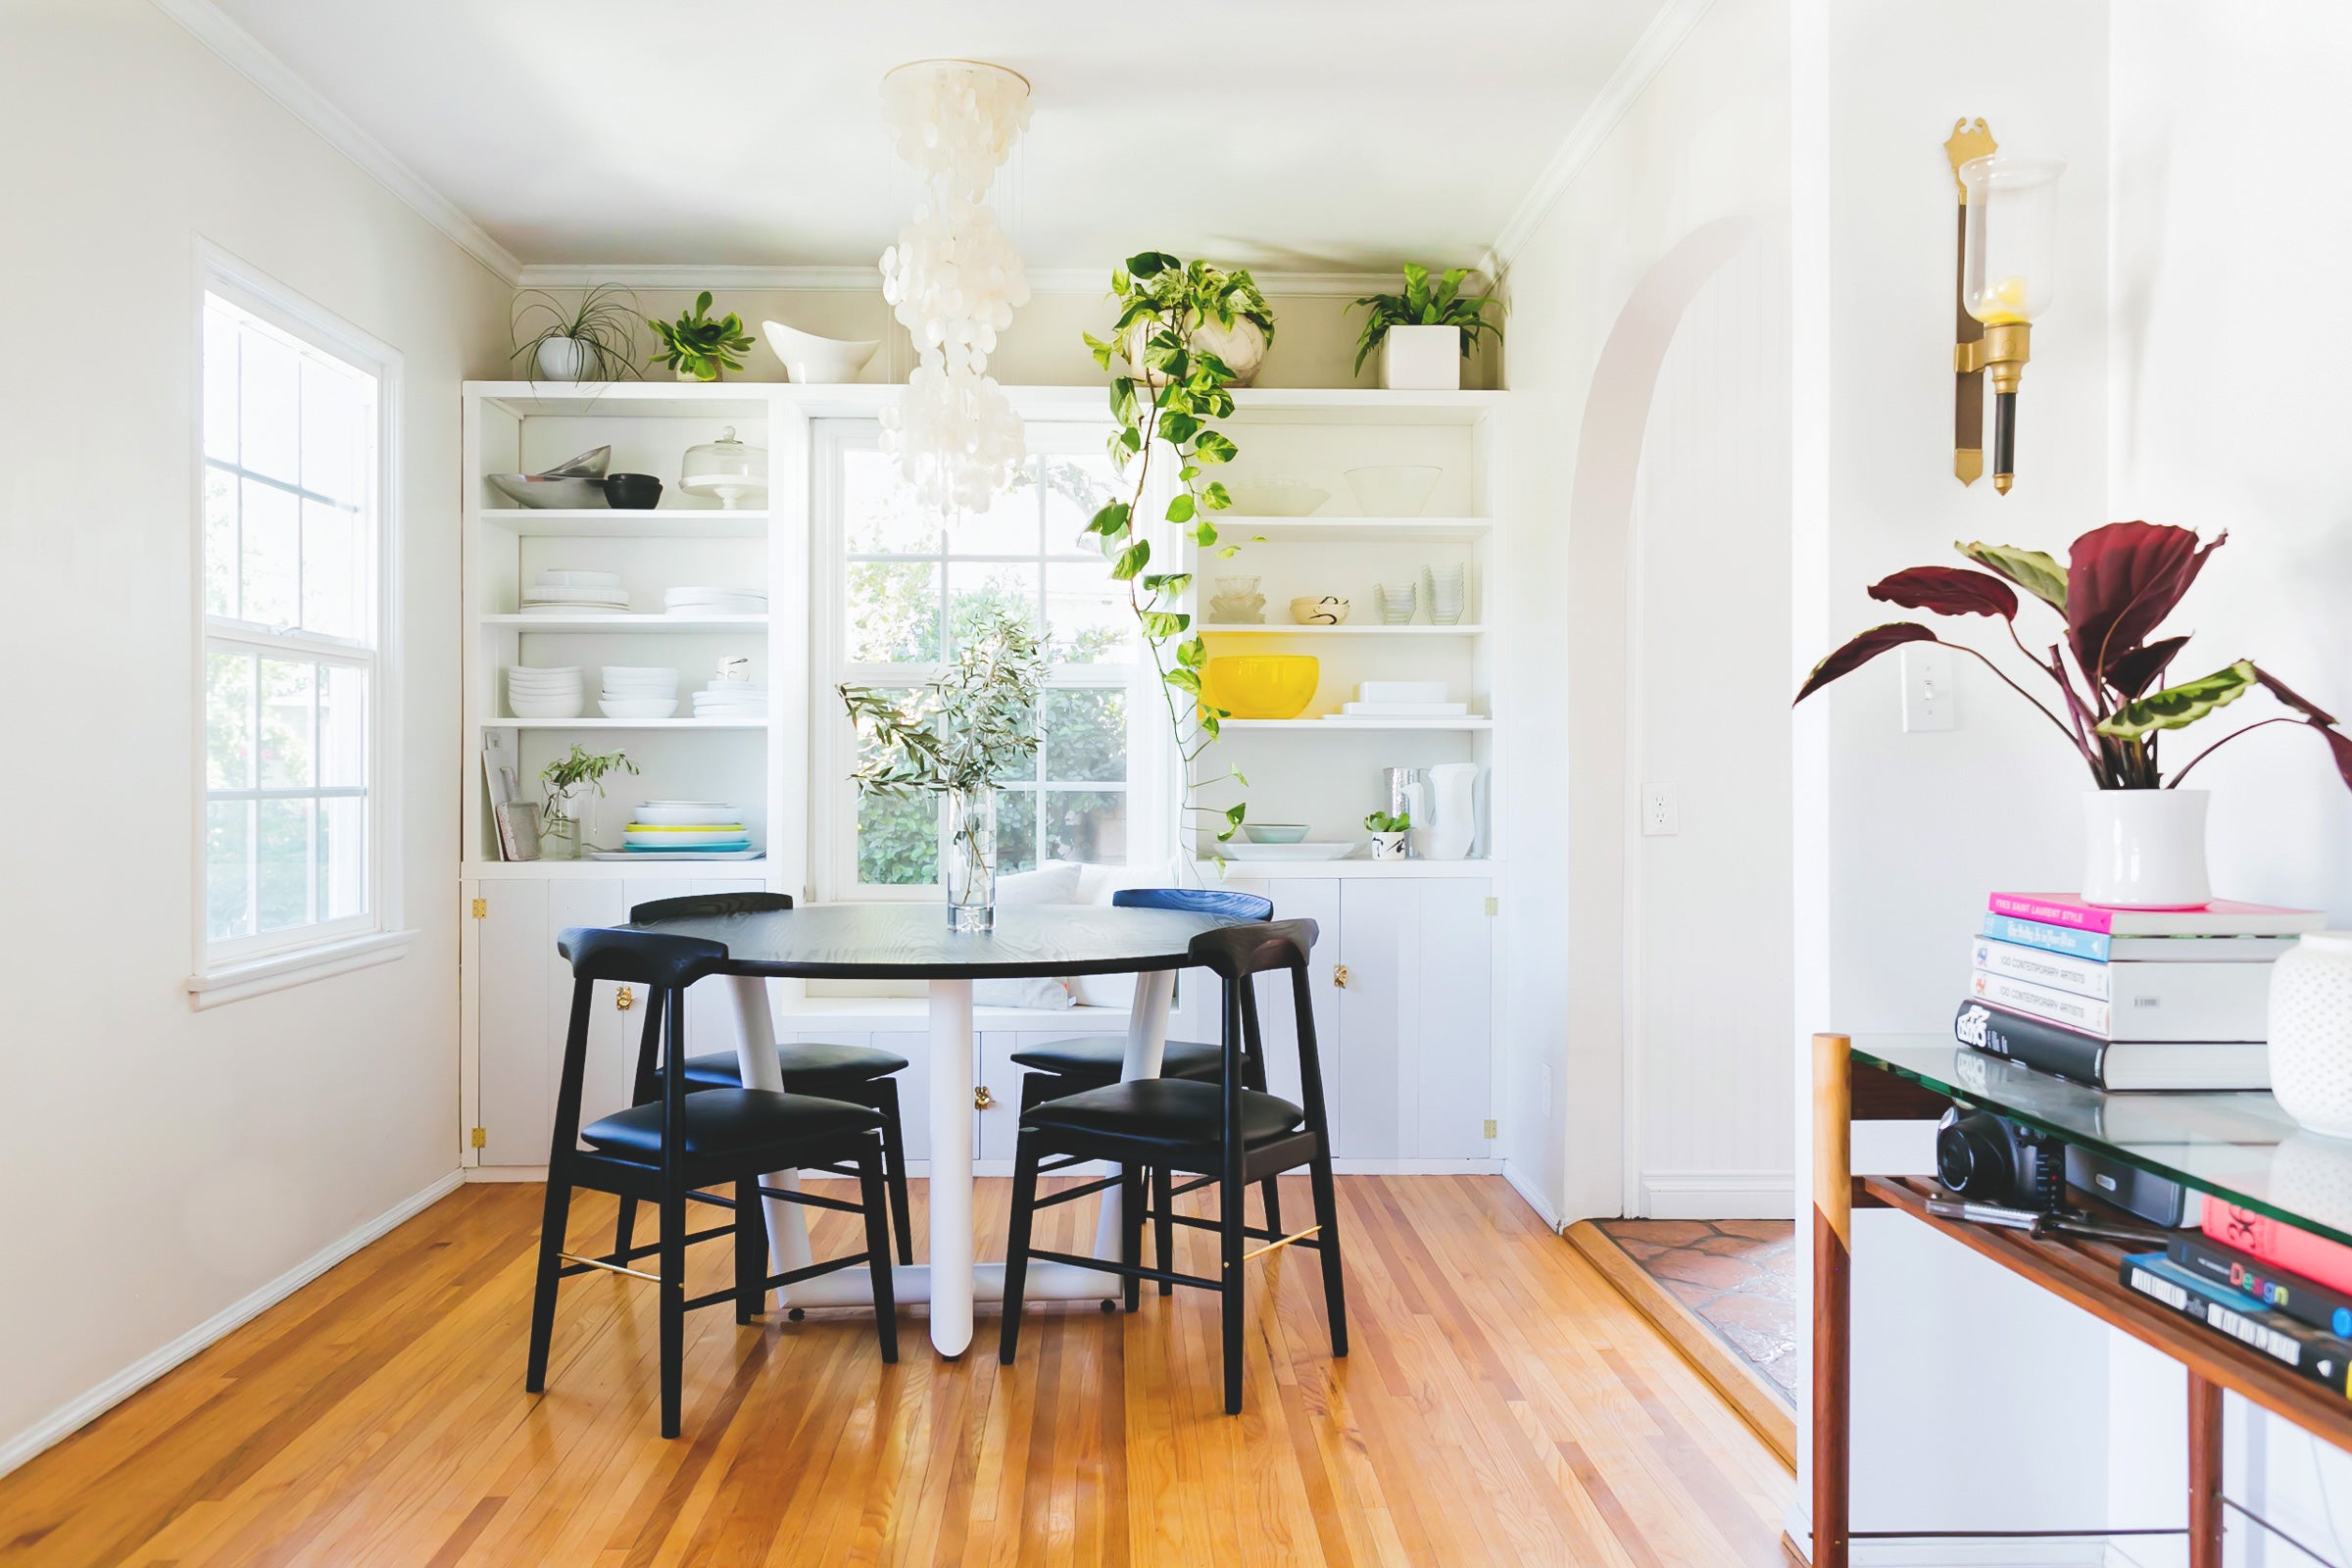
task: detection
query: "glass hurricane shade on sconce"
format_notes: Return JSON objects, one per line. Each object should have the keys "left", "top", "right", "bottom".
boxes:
{"left": 1959, "top": 153, "right": 2066, "bottom": 326}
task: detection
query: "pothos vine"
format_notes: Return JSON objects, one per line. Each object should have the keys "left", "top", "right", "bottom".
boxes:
{"left": 1082, "top": 252, "right": 1276, "bottom": 849}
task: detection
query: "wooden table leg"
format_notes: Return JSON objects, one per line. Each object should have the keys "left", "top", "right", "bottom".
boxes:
{"left": 1812, "top": 1033, "right": 1852, "bottom": 1568}
{"left": 2188, "top": 1370, "right": 2224, "bottom": 1567}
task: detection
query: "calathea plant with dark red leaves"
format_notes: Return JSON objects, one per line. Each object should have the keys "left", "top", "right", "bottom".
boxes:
{"left": 1794, "top": 521, "right": 2352, "bottom": 791}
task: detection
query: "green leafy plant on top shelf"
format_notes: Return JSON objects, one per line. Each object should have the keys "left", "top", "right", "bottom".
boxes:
{"left": 1363, "top": 809, "right": 1411, "bottom": 834}
{"left": 1081, "top": 252, "right": 1275, "bottom": 854}
{"left": 1348, "top": 264, "right": 1505, "bottom": 374}
{"left": 649, "top": 291, "right": 755, "bottom": 381}
{"left": 509, "top": 282, "right": 642, "bottom": 383}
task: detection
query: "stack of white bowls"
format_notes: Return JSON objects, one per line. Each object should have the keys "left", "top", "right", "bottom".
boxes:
{"left": 598, "top": 665, "right": 679, "bottom": 720}
{"left": 691, "top": 681, "right": 768, "bottom": 721}
{"left": 522, "top": 568, "right": 629, "bottom": 614}
{"left": 665, "top": 585, "right": 766, "bottom": 617}
{"left": 507, "top": 665, "right": 585, "bottom": 719}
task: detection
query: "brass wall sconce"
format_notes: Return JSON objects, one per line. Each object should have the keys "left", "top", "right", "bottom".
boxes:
{"left": 1945, "top": 120, "right": 2066, "bottom": 493}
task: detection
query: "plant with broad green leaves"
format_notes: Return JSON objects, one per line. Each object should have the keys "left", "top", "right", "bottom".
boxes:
{"left": 1348, "top": 264, "right": 1504, "bottom": 375}
{"left": 1364, "top": 809, "right": 1411, "bottom": 833}
{"left": 839, "top": 609, "right": 1049, "bottom": 798}
{"left": 648, "top": 291, "right": 754, "bottom": 381}
{"left": 1081, "top": 251, "right": 1272, "bottom": 848}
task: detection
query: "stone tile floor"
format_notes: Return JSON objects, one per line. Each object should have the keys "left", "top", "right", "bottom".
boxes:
{"left": 1595, "top": 1219, "right": 1797, "bottom": 1406}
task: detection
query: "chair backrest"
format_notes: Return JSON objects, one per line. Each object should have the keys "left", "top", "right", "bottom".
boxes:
{"left": 1110, "top": 886, "right": 1274, "bottom": 922}
{"left": 550, "top": 927, "right": 731, "bottom": 1185}
{"left": 629, "top": 890, "right": 795, "bottom": 924}
{"left": 559, "top": 925, "right": 731, "bottom": 989}
{"left": 1186, "top": 918, "right": 1316, "bottom": 981}
{"left": 1186, "top": 920, "right": 1330, "bottom": 1154}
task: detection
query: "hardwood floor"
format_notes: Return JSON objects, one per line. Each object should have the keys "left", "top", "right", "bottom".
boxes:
{"left": 0, "top": 1177, "right": 1790, "bottom": 1566}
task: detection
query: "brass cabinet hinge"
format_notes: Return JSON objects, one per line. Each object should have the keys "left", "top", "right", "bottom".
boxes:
{"left": 973, "top": 1085, "right": 995, "bottom": 1110}
{"left": 470, "top": 1127, "right": 487, "bottom": 1150}
{"left": 615, "top": 985, "right": 634, "bottom": 1011}
{"left": 1332, "top": 963, "right": 1349, "bottom": 990}
{"left": 470, "top": 897, "right": 487, "bottom": 919}
{"left": 1484, "top": 897, "right": 1498, "bottom": 916}
{"left": 1482, "top": 1118, "right": 1498, "bottom": 1140}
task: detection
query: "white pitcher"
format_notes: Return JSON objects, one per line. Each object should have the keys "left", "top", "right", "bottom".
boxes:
{"left": 1405, "top": 763, "right": 1480, "bottom": 860}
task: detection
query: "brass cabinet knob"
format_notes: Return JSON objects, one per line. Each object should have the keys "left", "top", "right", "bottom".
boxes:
{"left": 973, "top": 1085, "right": 996, "bottom": 1110}
{"left": 1332, "top": 964, "right": 1349, "bottom": 989}
{"left": 615, "top": 985, "right": 634, "bottom": 1011}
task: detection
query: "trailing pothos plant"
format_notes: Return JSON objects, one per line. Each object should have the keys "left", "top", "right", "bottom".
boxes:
{"left": 1795, "top": 521, "right": 2352, "bottom": 791}
{"left": 1081, "top": 252, "right": 1274, "bottom": 848}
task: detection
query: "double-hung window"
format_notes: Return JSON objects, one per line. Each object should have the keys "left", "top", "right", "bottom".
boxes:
{"left": 196, "top": 266, "right": 397, "bottom": 987}
{"left": 817, "top": 422, "right": 1151, "bottom": 898}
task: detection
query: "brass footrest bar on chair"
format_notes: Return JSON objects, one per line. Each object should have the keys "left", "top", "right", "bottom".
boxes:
{"left": 558, "top": 1251, "right": 667, "bottom": 1285}
{"left": 1241, "top": 1223, "right": 1321, "bottom": 1262}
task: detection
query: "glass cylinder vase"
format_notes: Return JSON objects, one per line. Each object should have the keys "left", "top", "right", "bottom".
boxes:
{"left": 946, "top": 784, "right": 997, "bottom": 932}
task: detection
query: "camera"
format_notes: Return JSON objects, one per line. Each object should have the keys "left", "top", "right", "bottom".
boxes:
{"left": 1936, "top": 1107, "right": 2064, "bottom": 1211}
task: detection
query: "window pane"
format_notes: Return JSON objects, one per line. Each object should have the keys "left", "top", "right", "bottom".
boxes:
{"left": 996, "top": 789, "right": 1039, "bottom": 874}
{"left": 1046, "top": 562, "right": 1135, "bottom": 663}
{"left": 259, "top": 659, "right": 315, "bottom": 788}
{"left": 843, "top": 449, "right": 941, "bottom": 555}
{"left": 237, "top": 328, "right": 301, "bottom": 485}
{"left": 846, "top": 562, "right": 939, "bottom": 662}
{"left": 1043, "top": 789, "right": 1128, "bottom": 864}
{"left": 319, "top": 795, "right": 367, "bottom": 921}
{"left": 319, "top": 663, "right": 368, "bottom": 788}
{"left": 1039, "top": 454, "right": 1119, "bottom": 554}
{"left": 857, "top": 791, "right": 937, "bottom": 886}
{"left": 202, "top": 306, "right": 239, "bottom": 465}
{"left": 240, "top": 477, "right": 300, "bottom": 629}
{"left": 948, "top": 458, "right": 1040, "bottom": 556}
{"left": 947, "top": 562, "right": 1040, "bottom": 648}
{"left": 257, "top": 798, "right": 315, "bottom": 932}
{"left": 208, "top": 800, "right": 253, "bottom": 941}
{"left": 206, "top": 649, "right": 254, "bottom": 789}
{"left": 300, "top": 357, "right": 365, "bottom": 505}
{"left": 203, "top": 467, "right": 238, "bottom": 618}
{"left": 302, "top": 499, "right": 363, "bottom": 638}
{"left": 1042, "top": 688, "right": 1127, "bottom": 782}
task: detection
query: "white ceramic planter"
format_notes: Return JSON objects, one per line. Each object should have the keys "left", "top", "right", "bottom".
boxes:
{"left": 1369, "top": 831, "right": 1409, "bottom": 861}
{"left": 1122, "top": 316, "right": 1268, "bottom": 387}
{"left": 2081, "top": 788, "right": 2211, "bottom": 907}
{"left": 1379, "top": 324, "right": 1461, "bottom": 391}
{"left": 534, "top": 335, "right": 590, "bottom": 382}
{"left": 2271, "top": 932, "right": 2352, "bottom": 1137}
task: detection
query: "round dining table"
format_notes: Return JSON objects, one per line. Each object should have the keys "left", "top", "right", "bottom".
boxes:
{"left": 621, "top": 900, "right": 1245, "bottom": 1356}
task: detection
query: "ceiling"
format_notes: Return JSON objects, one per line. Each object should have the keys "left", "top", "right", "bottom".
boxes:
{"left": 202, "top": 0, "right": 1676, "bottom": 276}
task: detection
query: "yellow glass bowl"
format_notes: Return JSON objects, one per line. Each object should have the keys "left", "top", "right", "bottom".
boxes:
{"left": 1200, "top": 655, "right": 1318, "bottom": 719}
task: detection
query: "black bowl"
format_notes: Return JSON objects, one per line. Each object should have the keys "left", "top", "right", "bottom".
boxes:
{"left": 602, "top": 473, "right": 662, "bottom": 510}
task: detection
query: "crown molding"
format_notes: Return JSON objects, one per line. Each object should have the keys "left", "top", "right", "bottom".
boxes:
{"left": 1487, "top": 0, "right": 1718, "bottom": 272}
{"left": 149, "top": 0, "right": 522, "bottom": 284}
{"left": 514, "top": 263, "right": 1402, "bottom": 297}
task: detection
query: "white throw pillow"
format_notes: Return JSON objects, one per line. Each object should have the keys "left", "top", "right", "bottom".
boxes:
{"left": 1069, "top": 858, "right": 1185, "bottom": 1008}
{"left": 971, "top": 861, "right": 1085, "bottom": 1009}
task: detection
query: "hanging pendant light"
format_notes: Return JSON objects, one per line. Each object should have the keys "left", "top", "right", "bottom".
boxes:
{"left": 877, "top": 60, "right": 1033, "bottom": 514}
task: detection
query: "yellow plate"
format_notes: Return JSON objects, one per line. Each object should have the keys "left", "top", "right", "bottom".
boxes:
{"left": 1200, "top": 655, "right": 1318, "bottom": 719}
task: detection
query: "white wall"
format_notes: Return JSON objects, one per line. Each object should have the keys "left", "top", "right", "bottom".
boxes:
{"left": 1495, "top": 0, "right": 1793, "bottom": 1222}
{"left": 0, "top": 0, "right": 508, "bottom": 1466}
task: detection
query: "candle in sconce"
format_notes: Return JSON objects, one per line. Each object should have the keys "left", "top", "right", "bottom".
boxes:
{"left": 1976, "top": 274, "right": 2031, "bottom": 324}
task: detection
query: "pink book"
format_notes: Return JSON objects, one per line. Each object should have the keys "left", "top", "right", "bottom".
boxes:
{"left": 1986, "top": 892, "right": 2325, "bottom": 938}
{"left": 2203, "top": 1203, "right": 2352, "bottom": 1297}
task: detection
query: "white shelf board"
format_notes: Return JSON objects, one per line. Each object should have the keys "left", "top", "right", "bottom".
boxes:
{"left": 1195, "top": 857, "right": 1503, "bottom": 879}
{"left": 466, "top": 858, "right": 770, "bottom": 881}
{"left": 479, "top": 614, "right": 769, "bottom": 633}
{"left": 1219, "top": 717, "right": 1493, "bottom": 731}
{"left": 1198, "top": 623, "right": 1486, "bottom": 637}
{"left": 1220, "top": 514, "right": 1490, "bottom": 543}
{"left": 480, "top": 717, "right": 768, "bottom": 730}
{"left": 477, "top": 508, "right": 767, "bottom": 538}
{"left": 472, "top": 382, "right": 771, "bottom": 419}
{"left": 1224, "top": 388, "right": 1504, "bottom": 425}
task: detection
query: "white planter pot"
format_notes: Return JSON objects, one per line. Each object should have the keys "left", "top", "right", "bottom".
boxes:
{"left": 1121, "top": 316, "right": 1268, "bottom": 387}
{"left": 1378, "top": 324, "right": 1461, "bottom": 391}
{"left": 1369, "top": 831, "right": 1409, "bottom": 861}
{"left": 2271, "top": 932, "right": 2352, "bottom": 1137}
{"left": 534, "top": 335, "right": 591, "bottom": 382}
{"left": 2081, "top": 788, "right": 2211, "bottom": 908}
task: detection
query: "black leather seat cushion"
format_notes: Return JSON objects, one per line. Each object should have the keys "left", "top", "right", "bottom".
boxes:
{"left": 1020, "top": 1079, "right": 1303, "bottom": 1151}
{"left": 1008, "top": 1035, "right": 1223, "bottom": 1081}
{"left": 581, "top": 1089, "right": 881, "bottom": 1162}
{"left": 681, "top": 1041, "right": 910, "bottom": 1091}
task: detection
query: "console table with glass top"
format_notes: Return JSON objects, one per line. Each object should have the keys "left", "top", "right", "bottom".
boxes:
{"left": 1811, "top": 1033, "right": 2352, "bottom": 1568}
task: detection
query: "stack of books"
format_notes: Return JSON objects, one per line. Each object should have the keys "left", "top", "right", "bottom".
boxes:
{"left": 1953, "top": 892, "right": 2323, "bottom": 1091}
{"left": 2121, "top": 1202, "right": 2352, "bottom": 1396}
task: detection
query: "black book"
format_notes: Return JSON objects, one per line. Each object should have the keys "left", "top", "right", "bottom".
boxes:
{"left": 1953, "top": 1000, "right": 2270, "bottom": 1091}
{"left": 2120, "top": 1254, "right": 2352, "bottom": 1396}
{"left": 2169, "top": 1234, "right": 2352, "bottom": 1341}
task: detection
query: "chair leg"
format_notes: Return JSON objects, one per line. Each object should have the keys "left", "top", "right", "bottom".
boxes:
{"left": 1309, "top": 1144, "right": 1348, "bottom": 1359}
{"left": 1260, "top": 1174, "right": 1284, "bottom": 1239}
{"left": 1153, "top": 1164, "right": 1174, "bottom": 1296}
{"left": 857, "top": 1136, "right": 899, "bottom": 1364}
{"left": 1121, "top": 1164, "right": 1144, "bottom": 1313}
{"left": 1220, "top": 1167, "right": 1247, "bottom": 1415}
{"left": 873, "top": 1078, "right": 916, "bottom": 1265}
{"left": 999, "top": 1137, "right": 1042, "bottom": 1365}
{"left": 734, "top": 1177, "right": 762, "bottom": 1325}
{"left": 524, "top": 1175, "right": 574, "bottom": 1394}
{"left": 612, "top": 1196, "right": 639, "bottom": 1263}
{"left": 659, "top": 1189, "right": 686, "bottom": 1439}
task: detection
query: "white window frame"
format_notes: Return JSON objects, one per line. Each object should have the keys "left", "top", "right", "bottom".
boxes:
{"left": 809, "top": 418, "right": 1168, "bottom": 902}
{"left": 186, "top": 246, "right": 410, "bottom": 1006}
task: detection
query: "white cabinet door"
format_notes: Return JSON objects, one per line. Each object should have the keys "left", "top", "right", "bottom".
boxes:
{"left": 475, "top": 878, "right": 552, "bottom": 1167}
{"left": 1411, "top": 878, "right": 1494, "bottom": 1159}
{"left": 1335, "top": 881, "right": 1412, "bottom": 1160}
{"left": 975, "top": 1031, "right": 1023, "bottom": 1161}
{"left": 1213, "top": 878, "right": 1345, "bottom": 1149}
{"left": 548, "top": 881, "right": 636, "bottom": 1141}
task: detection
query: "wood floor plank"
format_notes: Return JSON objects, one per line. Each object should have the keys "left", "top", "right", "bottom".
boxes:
{"left": 0, "top": 1179, "right": 1788, "bottom": 1566}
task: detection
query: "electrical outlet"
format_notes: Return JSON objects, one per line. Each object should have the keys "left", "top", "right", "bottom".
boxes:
{"left": 1901, "top": 644, "right": 1958, "bottom": 732}
{"left": 1640, "top": 782, "right": 1679, "bottom": 836}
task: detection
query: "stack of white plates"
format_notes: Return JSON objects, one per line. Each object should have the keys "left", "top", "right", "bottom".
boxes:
{"left": 691, "top": 682, "right": 768, "bottom": 721}
{"left": 623, "top": 801, "right": 753, "bottom": 856}
{"left": 522, "top": 569, "right": 628, "bottom": 614}
{"left": 507, "top": 665, "right": 585, "bottom": 719}
{"left": 665, "top": 585, "right": 766, "bottom": 617}
{"left": 599, "top": 665, "right": 678, "bottom": 720}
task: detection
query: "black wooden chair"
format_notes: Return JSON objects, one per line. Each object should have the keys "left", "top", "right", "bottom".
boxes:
{"left": 1008, "top": 886, "right": 1278, "bottom": 1283}
{"left": 999, "top": 919, "right": 1346, "bottom": 1415}
{"left": 613, "top": 893, "right": 916, "bottom": 1266}
{"left": 526, "top": 926, "right": 897, "bottom": 1439}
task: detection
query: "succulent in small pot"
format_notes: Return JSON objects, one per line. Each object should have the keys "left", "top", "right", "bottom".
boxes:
{"left": 1348, "top": 265, "right": 1504, "bottom": 390}
{"left": 1365, "top": 808, "right": 1411, "bottom": 860}
{"left": 649, "top": 291, "right": 755, "bottom": 382}
{"left": 510, "top": 283, "right": 641, "bottom": 384}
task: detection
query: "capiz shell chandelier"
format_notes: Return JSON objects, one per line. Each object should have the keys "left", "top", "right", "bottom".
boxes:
{"left": 878, "top": 60, "right": 1033, "bottom": 514}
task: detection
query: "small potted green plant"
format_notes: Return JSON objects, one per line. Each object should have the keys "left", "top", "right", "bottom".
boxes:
{"left": 510, "top": 283, "right": 642, "bottom": 383}
{"left": 1100, "top": 253, "right": 1278, "bottom": 387}
{"left": 649, "top": 291, "right": 755, "bottom": 382}
{"left": 1365, "top": 808, "right": 1411, "bottom": 861}
{"left": 538, "top": 745, "right": 640, "bottom": 858}
{"left": 1348, "top": 264, "right": 1504, "bottom": 390}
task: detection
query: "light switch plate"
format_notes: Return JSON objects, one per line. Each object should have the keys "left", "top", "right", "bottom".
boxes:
{"left": 1901, "top": 644, "right": 1957, "bottom": 732}
{"left": 1640, "top": 782, "right": 1679, "bottom": 836}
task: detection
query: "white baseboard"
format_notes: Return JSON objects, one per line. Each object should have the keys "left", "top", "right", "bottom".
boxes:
{"left": 1503, "top": 1159, "right": 1564, "bottom": 1231}
{"left": 0, "top": 1168, "right": 465, "bottom": 1481}
{"left": 1637, "top": 1169, "right": 1794, "bottom": 1219}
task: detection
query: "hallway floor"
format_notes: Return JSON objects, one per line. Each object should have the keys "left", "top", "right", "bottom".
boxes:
{"left": 1594, "top": 1220, "right": 1798, "bottom": 1406}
